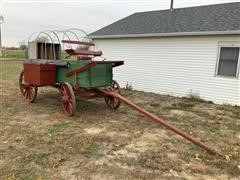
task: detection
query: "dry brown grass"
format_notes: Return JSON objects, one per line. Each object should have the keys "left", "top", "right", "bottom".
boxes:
{"left": 0, "top": 60, "right": 240, "bottom": 179}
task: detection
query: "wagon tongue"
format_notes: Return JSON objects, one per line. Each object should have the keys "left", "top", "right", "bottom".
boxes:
{"left": 99, "top": 88, "right": 222, "bottom": 157}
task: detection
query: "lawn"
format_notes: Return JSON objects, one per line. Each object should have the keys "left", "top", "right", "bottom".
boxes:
{"left": 1, "top": 49, "right": 73, "bottom": 60}
{"left": 2, "top": 49, "right": 26, "bottom": 59}
{"left": 0, "top": 60, "right": 240, "bottom": 179}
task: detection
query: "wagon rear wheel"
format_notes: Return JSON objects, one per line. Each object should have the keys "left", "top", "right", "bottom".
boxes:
{"left": 105, "top": 80, "right": 121, "bottom": 109}
{"left": 19, "top": 70, "right": 38, "bottom": 103}
{"left": 59, "top": 82, "right": 76, "bottom": 116}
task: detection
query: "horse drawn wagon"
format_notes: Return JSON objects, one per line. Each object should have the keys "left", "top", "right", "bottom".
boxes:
{"left": 19, "top": 29, "right": 123, "bottom": 116}
{"left": 19, "top": 29, "right": 221, "bottom": 156}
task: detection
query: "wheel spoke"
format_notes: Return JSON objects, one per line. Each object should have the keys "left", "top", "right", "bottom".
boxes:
{"left": 26, "top": 89, "right": 30, "bottom": 99}
{"left": 23, "top": 88, "right": 27, "bottom": 96}
{"left": 68, "top": 103, "right": 73, "bottom": 113}
{"left": 68, "top": 99, "right": 73, "bottom": 104}
{"left": 27, "top": 89, "right": 32, "bottom": 100}
{"left": 113, "top": 98, "right": 118, "bottom": 106}
{"left": 28, "top": 89, "right": 32, "bottom": 100}
{"left": 105, "top": 96, "right": 110, "bottom": 102}
{"left": 24, "top": 87, "right": 27, "bottom": 97}
{"left": 110, "top": 99, "right": 115, "bottom": 108}
{"left": 110, "top": 99, "right": 114, "bottom": 107}
{"left": 113, "top": 98, "right": 117, "bottom": 108}
{"left": 61, "top": 86, "right": 67, "bottom": 95}
{"left": 62, "top": 87, "right": 66, "bottom": 95}
{"left": 64, "top": 103, "right": 69, "bottom": 112}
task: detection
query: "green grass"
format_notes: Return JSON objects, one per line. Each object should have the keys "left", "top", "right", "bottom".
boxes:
{"left": 0, "top": 60, "right": 23, "bottom": 77}
{"left": 164, "top": 102, "right": 194, "bottom": 110}
{"left": 2, "top": 49, "right": 26, "bottom": 59}
{"left": 1, "top": 49, "right": 76, "bottom": 60}
{"left": 48, "top": 123, "right": 68, "bottom": 134}
{"left": 184, "top": 94, "right": 213, "bottom": 104}
{"left": 27, "top": 152, "right": 50, "bottom": 166}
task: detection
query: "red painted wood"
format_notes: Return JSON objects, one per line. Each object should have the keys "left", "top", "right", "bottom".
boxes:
{"left": 23, "top": 63, "right": 56, "bottom": 86}
{"left": 62, "top": 40, "right": 95, "bottom": 46}
{"left": 65, "top": 62, "right": 97, "bottom": 77}
{"left": 60, "top": 82, "right": 76, "bottom": 116}
{"left": 94, "top": 61, "right": 124, "bottom": 67}
{"left": 77, "top": 56, "right": 92, "bottom": 61}
{"left": 19, "top": 70, "right": 38, "bottom": 102}
{"left": 65, "top": 49, "right": 102, "bottom": 56}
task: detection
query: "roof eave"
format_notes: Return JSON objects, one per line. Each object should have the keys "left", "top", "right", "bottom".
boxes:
{"left": 90, "top": 30, "right": 240, "bottom": 39}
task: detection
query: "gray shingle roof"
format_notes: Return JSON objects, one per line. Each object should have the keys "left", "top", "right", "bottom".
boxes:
{"left": 90, "top": 2, "right": 240, "bottom": 38}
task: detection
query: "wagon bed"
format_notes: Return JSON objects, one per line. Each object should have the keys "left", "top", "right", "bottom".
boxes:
{"left": 23, "top": 59, "right": 123, "bottom": 88}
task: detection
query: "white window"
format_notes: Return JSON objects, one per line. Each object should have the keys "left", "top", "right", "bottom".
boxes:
{"left": 216, "top": 44, "right": 240, "bottom": 78}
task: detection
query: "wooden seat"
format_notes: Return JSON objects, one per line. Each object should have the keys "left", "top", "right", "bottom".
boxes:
{"left": 77, "top": 56, "right": 92, "bottom": 61}
{"left": 62, "top": 40, "right": 95, "bottom": 46}
{"left": 96, "top": 61, "right": 124, "bottom": 68}
{"left": 65, "top": 49, "right": 102, "bottom": 56}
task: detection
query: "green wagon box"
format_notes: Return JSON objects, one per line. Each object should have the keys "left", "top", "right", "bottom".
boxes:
{"left": 56, "top": 61, "right": 113, "bottom": 89}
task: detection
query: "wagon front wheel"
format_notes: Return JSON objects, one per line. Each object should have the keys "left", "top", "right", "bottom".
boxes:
{"left": 19, "top": 70, "right": 38, "bottom": 103}
{"left": 59, "top": 82, "right": 76, "bottom": 116}
{"left": 105, "top": 80, "right": 121, "bottom": 109}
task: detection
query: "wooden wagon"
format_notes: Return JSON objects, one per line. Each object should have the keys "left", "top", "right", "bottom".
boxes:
{"left": 19, "top": 29, "right": 220, "bottom": 156}
{"left": 20, "top": 29, "right": 123, "bottom": 116}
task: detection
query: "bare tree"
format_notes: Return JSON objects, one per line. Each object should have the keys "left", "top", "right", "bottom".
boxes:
{"left": 18, "top": 40, "right": 27, "bottom": 50}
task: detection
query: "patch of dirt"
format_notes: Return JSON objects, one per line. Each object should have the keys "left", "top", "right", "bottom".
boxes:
{"left": 127, "top": 130, "right": 169, "bottom": 152}
{"left": 170, "top": 109, "right": 197, "bottom": 118}
{"left": 192, "top": 104, "right": 235, "bottom": 122}
{"left": 161, "top": 171, "right": 232, "bottom": 180}
{"left": 57, "top": 155, "right": 89, "bottom": 179}
{"left": 187, "top": 160, "right": 208, "bottom": 173}
{"left": 84, "top": 127, "right": 105, "bottom": 135}
{"left": 237, "top": 133, "right": 240, "bottom": 141}
{"left": 110, "top": 130, "right": 169, "bottom": 159}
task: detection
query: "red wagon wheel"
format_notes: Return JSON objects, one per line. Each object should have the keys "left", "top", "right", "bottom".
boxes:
{"left": 59, "top": 82, "right": 76, "bottom": 116}
{"left": 19, "top": 70, "right": 38, "bottom": 103}
{"left": 105, "top": 80, "right": 121, "bottom": 109}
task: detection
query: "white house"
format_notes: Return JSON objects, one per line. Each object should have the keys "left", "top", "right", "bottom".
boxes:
{"left": 90, "top": 2, "right": 240, "bottom": 106}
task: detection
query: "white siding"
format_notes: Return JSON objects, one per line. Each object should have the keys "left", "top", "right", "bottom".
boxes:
{"left": 94, "top": 35, "right": 240, "bottom": 106}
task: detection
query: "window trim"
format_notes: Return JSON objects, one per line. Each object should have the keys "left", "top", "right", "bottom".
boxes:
{"left": 215, "top": 42, "right": 240, "bottom": 79}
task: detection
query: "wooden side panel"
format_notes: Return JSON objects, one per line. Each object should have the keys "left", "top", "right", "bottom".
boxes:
{"left": 56, "top": 61, "right": 112, "bottom": 89}
{"left": 23, "top": 63, "right": 56, "bottom": 86}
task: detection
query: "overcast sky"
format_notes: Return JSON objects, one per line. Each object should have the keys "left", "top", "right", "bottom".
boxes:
{"left": 1, "top": 0, "right": 239, "bottom": 47}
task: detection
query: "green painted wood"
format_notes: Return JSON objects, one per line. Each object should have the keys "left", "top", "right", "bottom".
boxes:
{"left": 56, "top": 61, "right": 112, "bottom": 89}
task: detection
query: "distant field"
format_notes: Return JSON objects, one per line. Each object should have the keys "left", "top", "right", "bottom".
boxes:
{"left": 2, "top": 49, "right": 26, "bottom": 59}
{"left": 2, "top": 49, "right": 71, "bottom": 60}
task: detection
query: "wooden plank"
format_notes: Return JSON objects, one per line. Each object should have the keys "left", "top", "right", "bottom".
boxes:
{"left": 95, "top": 61, "right": 124, "bottom": 67}
{"left": 65, "top": 49, "right": 102, "bottom": 56}
{"left": 77, "top": 56, "right": 92, "bottom": 61}
{"left": 62, "top": 40, "right": 95, "bottom": 46}
{"left": 65, "top": 62, "right": 97, "bottom": 77}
